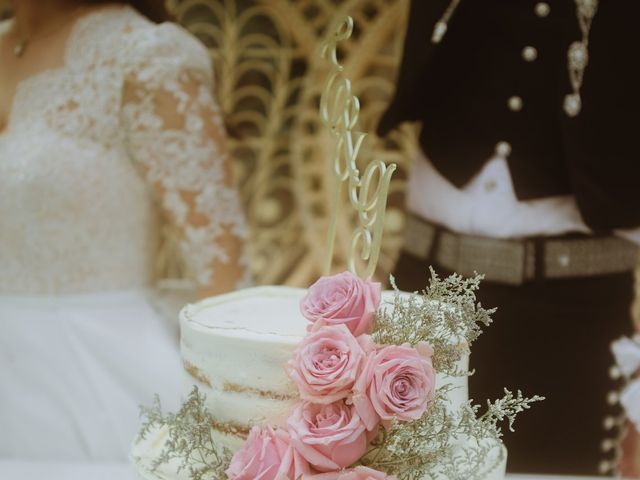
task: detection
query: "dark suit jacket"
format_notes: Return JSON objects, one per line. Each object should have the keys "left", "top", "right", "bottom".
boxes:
{"left": 378, "top": 0, "right": 640, "bottom": 231}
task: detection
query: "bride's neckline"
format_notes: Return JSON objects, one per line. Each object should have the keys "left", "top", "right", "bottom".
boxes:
{"left": 0, "top": 4, "right": 134, "bottom": 137}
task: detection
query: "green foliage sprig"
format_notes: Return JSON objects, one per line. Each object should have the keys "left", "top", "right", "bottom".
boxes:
{"left": 137, "top": 386, "right": 231, "bottom": 480}
{"left": 374, "top": 268, "right": 494, "bottom": 376}
{"left": 364, "top": 269, "right": 543, "bottom": 479}
{"left": 362, "top": 388, "right": 544, "bottom": 480}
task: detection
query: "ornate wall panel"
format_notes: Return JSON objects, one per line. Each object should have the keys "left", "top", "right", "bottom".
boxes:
{"left": 167, "top": 0, "right": 415, "bottom": 286}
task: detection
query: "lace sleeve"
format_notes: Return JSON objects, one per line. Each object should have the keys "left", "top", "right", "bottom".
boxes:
{"left": 121, "top": 23, "right": 250, "bottom": 295}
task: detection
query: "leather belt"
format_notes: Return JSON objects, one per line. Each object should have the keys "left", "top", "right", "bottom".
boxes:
{"left": 404, "top": 214, "right": 639, "bottom": 285}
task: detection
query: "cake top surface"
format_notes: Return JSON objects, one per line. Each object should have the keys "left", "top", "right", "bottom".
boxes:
{"left": 181, "top": 286, "right": 308, "bottom": 344}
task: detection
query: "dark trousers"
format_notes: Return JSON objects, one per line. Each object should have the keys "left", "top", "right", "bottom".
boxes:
{"left": 394, "top": 251, "right": 635, "bottom": 475}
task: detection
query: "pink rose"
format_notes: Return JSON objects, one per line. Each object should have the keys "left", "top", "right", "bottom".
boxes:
{"left": 301, "top": 272, "right": 381, "bottom": 336}
{"left": 304, "top": 466, "right": 397, "bottom": 480}
{"left": 288, "top": 401, "right": 370, "bottom": 472}
{"left": 353, "top": 342, "right": 436, "bottom": 431}
{"left": 226, "top": 426, "right": 311, "bottom": 480}
{"left": 286, "top": 324, "right": 366, "bottom": 404}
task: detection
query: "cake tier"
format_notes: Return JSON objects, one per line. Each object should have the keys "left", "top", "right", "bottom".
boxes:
{"left": 181, "top": 286, "right": 470, "bottom": 451}
{"left": 180, "top": 286, "right": 306, "bottom": 448}
{"left": 131, "top": 424, "right": 507, "bottom": 480}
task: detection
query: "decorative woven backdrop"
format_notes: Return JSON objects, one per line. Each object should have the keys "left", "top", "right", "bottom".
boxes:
{"left": 166, "top": 0, "right": 416, "bottom": 286}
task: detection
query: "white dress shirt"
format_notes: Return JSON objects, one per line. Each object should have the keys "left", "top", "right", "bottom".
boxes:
{"left": 407, "top": 149, "right": 640, "bottom": 244}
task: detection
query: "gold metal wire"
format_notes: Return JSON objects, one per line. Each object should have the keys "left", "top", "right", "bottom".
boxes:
{"left": 319, "top": 16, "right": 396, "bottom": 278}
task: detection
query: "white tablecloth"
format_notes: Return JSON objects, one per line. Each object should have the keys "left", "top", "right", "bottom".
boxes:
{"left": 0, "top": 461, "right": 614, "bottom": 480}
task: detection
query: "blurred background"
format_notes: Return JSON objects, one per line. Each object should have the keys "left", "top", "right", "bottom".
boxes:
{"left": 165, "top": 0, "right": 413, "bottom": 286}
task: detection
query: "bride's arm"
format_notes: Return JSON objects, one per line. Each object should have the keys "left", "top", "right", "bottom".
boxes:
{"left": 120, "top": 26, "right": 249, "bottom": 297}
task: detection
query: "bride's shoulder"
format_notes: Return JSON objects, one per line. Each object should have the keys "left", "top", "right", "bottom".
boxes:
{"left": 71, "top": 5, "right": 212, "bottom": 82}
{"left": 119, "top": 9, "right": 213, "bottom": 81}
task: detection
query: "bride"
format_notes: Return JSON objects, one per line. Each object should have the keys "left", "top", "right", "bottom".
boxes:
{"left": 0, "top": 0, "right": 248, "bottom": 462}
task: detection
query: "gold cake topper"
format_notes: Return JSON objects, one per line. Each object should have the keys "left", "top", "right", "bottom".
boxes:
{"left": 320, "top": 17, "right": 397, "bottom": 279}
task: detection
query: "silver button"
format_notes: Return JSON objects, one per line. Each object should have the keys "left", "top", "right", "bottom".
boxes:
{"left": 508, "top": 96, "right": 523, "bottom": 112}
{"left": 535, "top": 2, "right": 550, "bottom": 17}
{"left": 522, "top": 46, "right": 538, "bottom": 62}
{"left": 600, "top": 438, "right": 615, "bottom": 452}
{"left": 602, "top": 416, "right": 616, "bottom": 430}
{"left": 564, "top": 93, "right": 582, "bottom": 117}
{"left": 606, "top": 391, "right": 619, "bottom": 405}
{"left": 495, "top": 141, "right": 512, "bottom": 157}
{"left": 568, "top": 41, "right": 588, "bottom": 69}
{"left": 484, "top": 179, "right": 497, "bottom": 193}
{"left": 599, "top": 460, "right": 612, "bottom": 474}
{"left": 557, "top": 253, "right": 570, "bottom": 267}
{"left": 609, "top": 365, "right": 622, "bottom": 380}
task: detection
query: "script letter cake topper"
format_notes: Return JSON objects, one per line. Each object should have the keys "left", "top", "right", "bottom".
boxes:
{"left": 320, "top": 17, "right": 397, "bottom": 279}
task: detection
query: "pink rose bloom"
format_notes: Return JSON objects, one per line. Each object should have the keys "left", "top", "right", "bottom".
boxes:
{"left": 304, "top": 466, "right": 397, "bottom": 480}
{"left": 286, "top": 324, "right": 366, "bottom": 404}
{"left": 356, "top": 334, "right": 377, "bottom": 354}
{"left": 301, "top": 272, "right": 381, "bottom": 336}
{"left": 353, "top": 342, "right": 436, "bottom": 431}
{"left": 288, "top": 401, "right": 370, "bottom": 472}
{"left": 226, "top": 426, "right": 311, "bottom": 480}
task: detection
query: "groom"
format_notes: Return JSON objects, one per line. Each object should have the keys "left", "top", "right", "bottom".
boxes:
{"left": 378, "top": 0, "right": 640, "bottom": 475}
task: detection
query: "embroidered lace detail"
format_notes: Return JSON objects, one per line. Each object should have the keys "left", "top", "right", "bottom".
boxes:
{"left": 121, "top": 21, "right": 247, "bottom": 288}
{"left": 0, "top": 7, "right": 247, "bottom": 294}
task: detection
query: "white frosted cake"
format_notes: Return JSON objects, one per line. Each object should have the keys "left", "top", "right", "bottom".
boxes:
{"left": 172, "top": 286, "right": 505, "bottom": 480}
{"left": 133, "top": 285, "right": 507, "bottom": 480}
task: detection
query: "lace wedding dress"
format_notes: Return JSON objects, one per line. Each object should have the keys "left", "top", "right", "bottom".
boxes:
{"left": 0, "top": 6, "right": 247, "bottom": 462}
